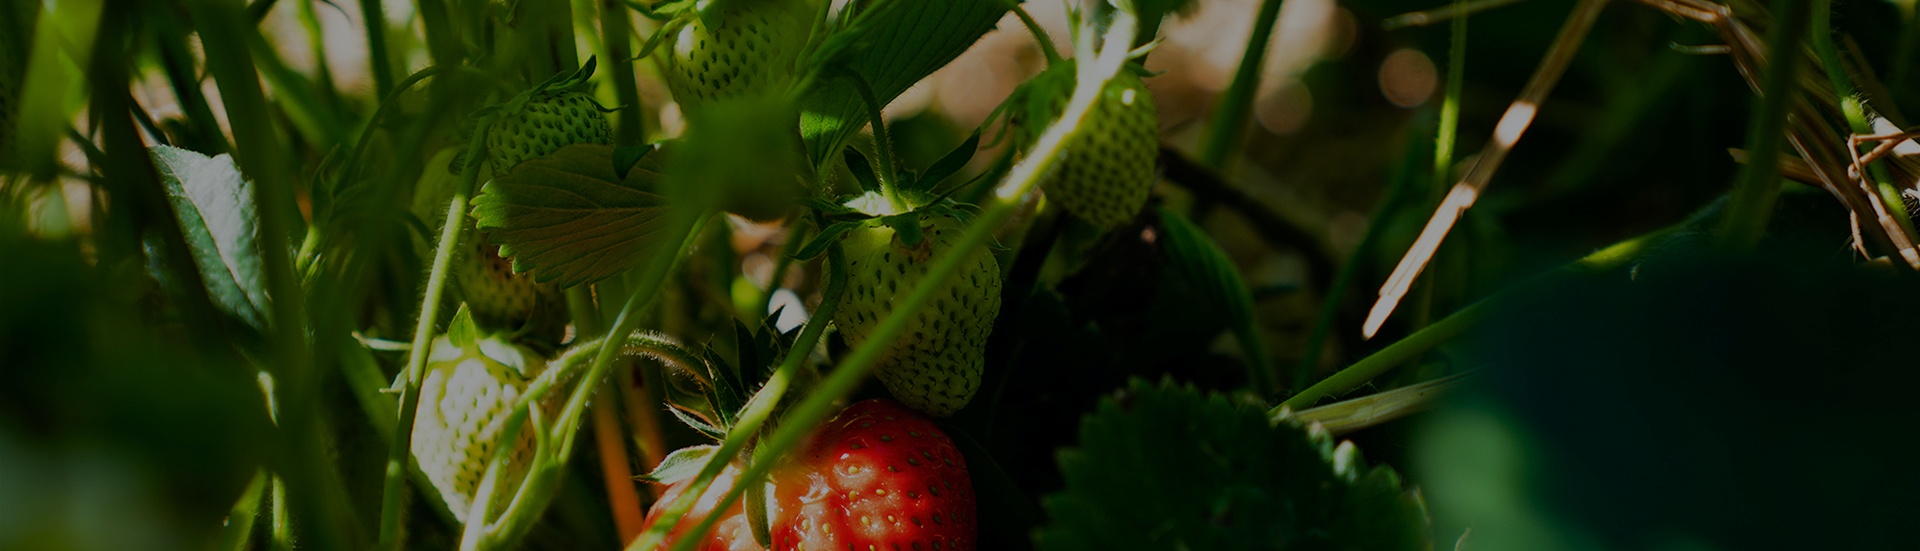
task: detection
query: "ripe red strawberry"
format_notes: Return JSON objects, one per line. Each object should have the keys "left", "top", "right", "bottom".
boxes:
{"left": 770, "top": 399, "right": 976, "bottom": 550}
{"left": 1016, "top": 61, "right": 1160, "bottom": 228}
{"left": 834, "top": 214, "right": 1002, "bottom": 417}
{"left": 658, "top": 0, "right": 812, "bottom": 112}
{"left": 640, "top": 400, "right": 976, "bottom": 551}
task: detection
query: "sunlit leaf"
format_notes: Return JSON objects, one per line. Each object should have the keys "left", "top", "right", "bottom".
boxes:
{"left": 150, "top": 145, "right": 269, "bottom": 331}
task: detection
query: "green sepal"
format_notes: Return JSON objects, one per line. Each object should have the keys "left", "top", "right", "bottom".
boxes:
{"left": 448, "top": 305, "right": 479, "bottom": 351}
{"left": 640, "top": 444, "right": 722, "bottom": 484}
{"left": 881, "top": 212, "right": 923, "bottom": 248}
{"left": 843, "top": 148, "right": 882, "bottom": 195}
{"left": 904, "top": 129, "right": 981, "bottom": 194}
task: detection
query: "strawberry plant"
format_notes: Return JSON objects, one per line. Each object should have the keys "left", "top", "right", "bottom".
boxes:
{"left": 9, "top": 0, "right": 1920, "bottom": 549}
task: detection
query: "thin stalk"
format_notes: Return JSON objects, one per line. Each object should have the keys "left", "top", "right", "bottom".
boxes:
{"left": 1283, "top": 371, "right": 1474, "bottom": 434}
{"left": 1809, "top": 0, "right": 1915, "bottom": 236}
{"left": 1433, "top": 3, "right": 1468, "bottom": 193}
{"left": 1295, "top": 134, "right": 1420, "bottom": 388}
{"left": 567, "top": 283, "right": 647, "bottom": 544}
{"left": 271, "top": 476, "right": 293, "bottom": 551}
{"left": 652, "top": 15, "right": 1142, "bottom": 551}
{"left": 1716, "top": 0, "right": 1812, "bottom": 250}
{"left": 753, "top": 214, "right": 808, "bottom": 319}
{"left": 1009, "top": 3, "right": 1062, "bottom": 65}
{"left": 1279, "top": 224, "right": 1674, "bottom": 411}
{"left": 1200, "top": 0, "right": 1285, "bottom": 168}
{"left": 358, "top": 0, "right": 394, "bottom": 96}
{"left": 295, "top": 0, "right": 340, "bottom": 110}
{"left": 555, "top": 212, "right": 715, "bottom": 458}
{"left": 378, "top": 119, "right": 494, "bottom": 551}
{"left": 601, "top": 0, "right": 645, "bottom": 143}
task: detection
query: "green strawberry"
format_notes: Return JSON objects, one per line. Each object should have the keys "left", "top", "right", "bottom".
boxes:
{"left": 485, "top": 89, "right": 613, "bottom": 175}
{"left": 1016, "top": 61, "right": 1160, "bottom": 228}
{"left": 452, "top": 226, "right": 568, "bottom": 350}
{"left": 411, "top": 334, "right": 546, "bottom": 522}
{"left": 658, "top": 0, "right": 813, "bottom": 112}
{"left": 834, "top": 213, "right": 1002, "bottom": 416}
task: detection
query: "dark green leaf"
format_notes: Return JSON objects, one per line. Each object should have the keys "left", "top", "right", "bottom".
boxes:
{"left": 640, "top": 444, "right": 721, "bottom": 484}
{"left": 1034, "top": 379, "right": 1431, "bottom": 551}
{"left": 1156, "top": 208, "right": 1270, "bottom": 391}
{"left": 470, "top": 143, "right": 678, "bottom": 288}
{"left": 666, "top": 95, "right": 807, "bottom": 221}
{"left": 843, "top": 148, "right": 882, "bottom": 194}
{"left": 793, "top": 220, "right": 858, "bottom": 261}
{"left": 908, "top": 129, "right": 981, "bottom": 193}
{"left": 799, "top": 0, "right": 1009, "bottom": 166}
{"left": 149, "top": 145, "right": 268, "bottom": 330}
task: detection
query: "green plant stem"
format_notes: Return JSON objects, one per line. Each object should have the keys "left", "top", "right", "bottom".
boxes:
{"left": 1809, "top": 0, "right": 1916, "bottom": 236}
{"left": 601, "top": 0, "right": 646, "bottom": 144}
{"left": 651, "top": 15, "right": 1143, "bottom": 551}
{"left": 1009, "top": 2, "right": 1061, "bottom": 65}
{"left": 478, "top": 334, "right": 710, "bottom": 549}
{"left": 1295, "top": 140, "right": 1418, "bottom": 388}
{"left": 377, "top": 118, "right": 493, "bottom": 551}
{"left": 271, "top": 476, "right": 293, "bottom": 551}
{"left": 1433, "top": 2, "right": 1467, "bottom": 191}
{"left": 754, "top": 214, "right": 809, "bottom": 318}
{"left": 1200, "top": 0, "right": 1285, "bottom": 168}
{"left": 295, "top": 0, "right": 339, "bottom": 110}
{"left": 1277, "top": 225, "right": 1674, "bottom": 412}
{"left": 628, "top": 241, "right": 844, "bottom": 551}
{"left": 1716, "top": 0, "right": 1812, "bottom": 251}
{"left": 358, "top": 0, "right": 394, "bottom": 96}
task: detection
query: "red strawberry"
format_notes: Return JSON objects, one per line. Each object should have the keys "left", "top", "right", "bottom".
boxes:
{"left": 770, "top": 399, "right": 976, "bottom": 551}
{"left": 641, "top": 400, "right": 976, "bottom": 551}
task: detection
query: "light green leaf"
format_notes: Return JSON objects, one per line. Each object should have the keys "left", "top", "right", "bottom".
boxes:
{"left": 642, "top": 444, "right": 722, "bottom": 484}
{"left": 1034, "top": 379, "right": 1432, "bottom": 551}
{"left": 799, "top": 0, "right": 1009, "bottom": 166}
{"left": 470, "top": 143, "right": 678, "bottom": 288}
{"left": 150, "top": 145, "right": 269, "bottom": 330}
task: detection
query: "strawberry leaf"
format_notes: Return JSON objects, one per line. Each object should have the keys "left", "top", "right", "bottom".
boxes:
{"left": 1034, "top": 379, "right": 1431, "bottom": 550}
{"left": 149, "top": 145, "right": 269, "bottom": 332}
{"left": 470, "top": 143, "right": 678, "bottom": 288}
{"left": 1155, "top": 208, "right": 1271, "bottom": 394}
{"left": 843, "top": 148, "right": 882, "bottom": 195}
{"left": 642, "top": 444, "right": 721, "bottom": 484}
{"left": 799, "top": 0, "right": 1008, "bottom": 167}
{"left": 906, "top": 128, "right": 981, "bottom": 194}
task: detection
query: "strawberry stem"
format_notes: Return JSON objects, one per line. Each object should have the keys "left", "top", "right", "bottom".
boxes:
{"left": 380, "top": 114, "right": 495, "bottom": 551}
{"left": 1009, "top": 3, "right": 1063, "bottom": 66}
{"left": 841, "top": 68, "right": 907, "bottom": 211}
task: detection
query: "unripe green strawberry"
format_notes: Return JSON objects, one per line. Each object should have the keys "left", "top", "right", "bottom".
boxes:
{"left": 1016, "top": 61, "right": 1160, "bottom": 228}
{"left": 486, "top": 90, "right": 613, "bottom": 175}
{"left": 834, "top": 214, "right": 1001, "bottom": 416}
{"left": 658, "top": 0, "right": 812, "bottom": 113}
{"left": 411, "top": 334, "right": 546, "bottom": 522}
{"left": 452, "top": 227, "right": 568, "bottom": 350}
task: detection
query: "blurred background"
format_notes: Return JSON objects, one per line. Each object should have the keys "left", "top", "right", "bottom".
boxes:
{"left": 6, "top": 0, "right": 1920, "bottom": 549}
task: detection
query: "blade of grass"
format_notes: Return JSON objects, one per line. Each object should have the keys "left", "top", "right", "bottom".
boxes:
{"left": 1199, "top": 0, "right": 1284, "bottom": 168}
{"left": 1716, "top": 0, "right": 1812, "bottom": 250}
{"left": 1283, "top": 370, "right": 1475, "bottom": 434}
{"left": 1280, "top": 223, "right": 1674, "bottom": 411}
{"left": 359, "top": 0, "right": 395, "bottom": 96}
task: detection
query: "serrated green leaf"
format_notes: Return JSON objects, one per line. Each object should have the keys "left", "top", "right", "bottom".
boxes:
{"left": 843, "top": 148, "right": 881, "bottom": 194}
{"left": 612, "top": 144, "right": 655, "bottom": 180}
{"left": 642, "top": 444, "right": 722, "bottom": 484}
{"left": 908, "top": 128, "right": 981, "bottom": 193}
{"left": 448, "top": 305, "right": 477, "bottom": 350}
{"left": 150, "top": 145, "right": 268, "bottom": 331}
{"left": 470, "top": 143, "right": 678, "bottom": 288}
{"left": 1156, "top": 208, "right": 1271, "bottom": 392}
{"left": 1034, "top": 379, "right": 1431, "bottom": 551}
{"left": 799, "top": 0, "right": 1008, "bottom": 167}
